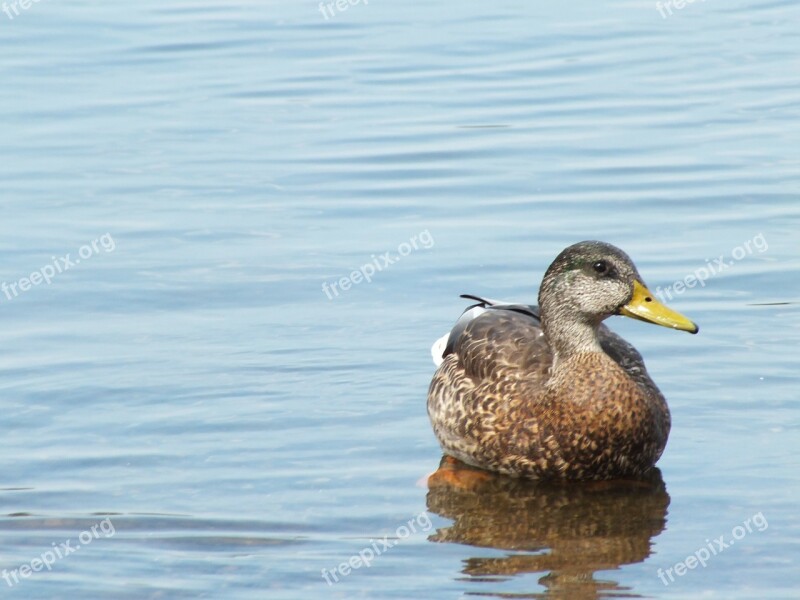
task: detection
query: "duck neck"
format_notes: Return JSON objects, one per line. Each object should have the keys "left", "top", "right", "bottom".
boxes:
{"left": 539, "top": 301, "right": 604, "bottom": 371}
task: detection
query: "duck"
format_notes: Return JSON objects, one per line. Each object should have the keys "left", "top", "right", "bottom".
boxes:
{"left": 427, "top": 241, "right": 698, "bottom": 480}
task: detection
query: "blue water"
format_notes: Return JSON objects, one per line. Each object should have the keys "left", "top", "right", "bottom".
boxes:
{"left": 0, "top": 0, "right": 798, "bottom": 598}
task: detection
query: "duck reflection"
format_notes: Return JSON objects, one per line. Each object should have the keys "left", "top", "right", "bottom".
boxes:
{"left": 426, "top": 456, "right": 669, "bottom": 599}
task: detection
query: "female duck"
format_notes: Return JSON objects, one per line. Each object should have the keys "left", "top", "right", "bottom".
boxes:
{"left": 427, "top": 241, "right": 698, "bottom": 480}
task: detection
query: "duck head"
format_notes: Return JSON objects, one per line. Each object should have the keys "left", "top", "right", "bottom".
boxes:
{"left": 538, "top": 241, "right": 698, "bottom": 357}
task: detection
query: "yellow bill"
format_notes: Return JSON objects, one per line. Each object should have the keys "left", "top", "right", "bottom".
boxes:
{"left": 619, "top": 280, "right": 699, "bottom": 334}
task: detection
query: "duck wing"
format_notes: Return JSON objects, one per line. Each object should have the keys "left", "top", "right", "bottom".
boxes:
{"left": 432, "top": 295, "right": 552, "bottom": 383}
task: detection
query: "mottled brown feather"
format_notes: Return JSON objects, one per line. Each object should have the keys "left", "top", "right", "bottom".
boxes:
{"left": 428, "top": 309, "right": 670, "bottom": 479}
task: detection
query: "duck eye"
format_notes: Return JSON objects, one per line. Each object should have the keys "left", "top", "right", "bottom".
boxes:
{"left": 593, "top": 261, "right": 609, "bottom": 275}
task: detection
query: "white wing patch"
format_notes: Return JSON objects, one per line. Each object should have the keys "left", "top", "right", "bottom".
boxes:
{"left": 430, "top": 332, "right": 450, "bottom": 367}
{"left": 430, "top": 305, "right": 489, "bottom": 367}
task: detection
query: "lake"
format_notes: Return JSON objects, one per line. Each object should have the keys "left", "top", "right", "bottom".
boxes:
{"left": 0, "top": 0, "right": 798, "bottom": 598}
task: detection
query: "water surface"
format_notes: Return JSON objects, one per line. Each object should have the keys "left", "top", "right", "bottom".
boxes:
{"left": 0, "top": 0, "right": 798, "bottom": 598}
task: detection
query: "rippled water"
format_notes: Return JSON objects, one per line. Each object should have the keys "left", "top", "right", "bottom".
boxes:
{"left": 0, "top": 0, "right": 798, "bottom": 598}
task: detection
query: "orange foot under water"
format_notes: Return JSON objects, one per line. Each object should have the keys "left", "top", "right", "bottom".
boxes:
{"left": 425, "top": 455, "right": 495, "bottom": 490}
{"left": 422, "top": 456, "right": 662, "bottom": 489}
